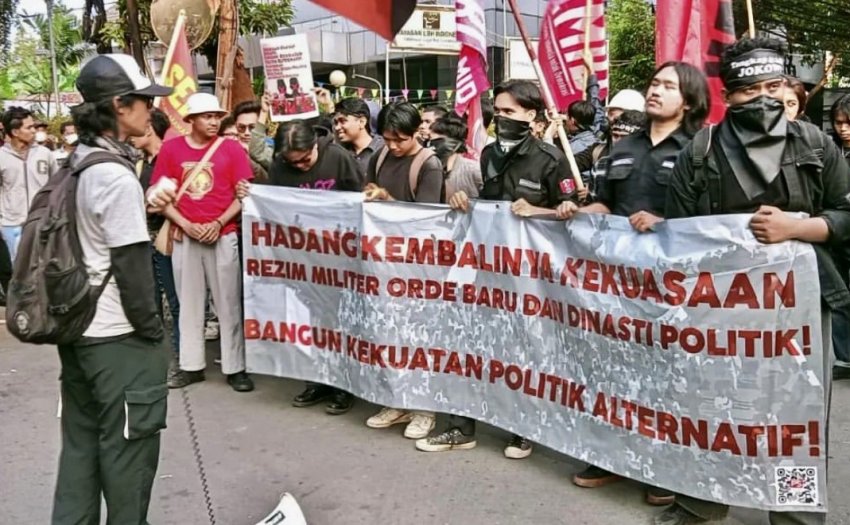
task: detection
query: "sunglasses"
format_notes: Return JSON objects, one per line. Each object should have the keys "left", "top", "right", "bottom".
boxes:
{"left": 236, "top": 123, "right": 256, "bottom": 133}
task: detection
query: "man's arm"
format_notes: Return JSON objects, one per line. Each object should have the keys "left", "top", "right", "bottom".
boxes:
{"left": 249, "top": 122, "right": 274, "bottom": 171}
{"left": 586, "top": 73, "right": 606, "bottom": 136}
{"left": 815, "top": 137, "right": 850, "bottom": 244}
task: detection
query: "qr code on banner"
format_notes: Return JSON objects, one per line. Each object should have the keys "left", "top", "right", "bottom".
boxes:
{"left": 775, "top": 467, "right": 819, "bottom": 506}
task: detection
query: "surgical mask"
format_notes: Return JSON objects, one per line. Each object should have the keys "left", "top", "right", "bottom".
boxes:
{"left": 726, "top": 95, "right": 786, "bottom": 134}
{"left": 494, "top": 115, "right": 531, "bottom": 142}
{"left": 64, "top": 133, "right": 78, "bottom": 145}
{"left": 35, "top": 131, "right": 47, "bottom": 143}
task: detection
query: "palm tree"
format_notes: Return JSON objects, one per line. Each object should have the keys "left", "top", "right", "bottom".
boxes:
{"left": 21, "top": 3, "right": 91, "bottom": 70}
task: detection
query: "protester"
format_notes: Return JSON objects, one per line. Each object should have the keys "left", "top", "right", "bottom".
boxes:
{"left": 418, "top": 79, "right": 577, "bottom": 456}
{"left": 557, "top": 61, "right": 710, "bottom": 505}
{"left": 0, "top": 106, "right": 59, "bottom": 260}
{"left": 34, "top": 120, "right": 51, "bottom": 148}
{"left": 566, "top": 99, "right": 599, "bottom": 155}
{"left": 481, "top": 97, "right": 496, "bottom": 145}
{"left": 55, "top": 52, "right": 171, "bottom": 524}
{"left": 228, "top": 101, "right": 268, "bottom": 181}
{"left": 364, "top": 102, "right": 444, "bottom": 439}
{"left": 606, "top": 88, "right": 646, "bottom": 124}
{"left": 53, "top": 121, "right": 78, "bottom": 163}
{"left": 248, "top": 93, "right": 278, "bottom": 172}
{"left": 659, "top": 37, "right": 850, "bottom": 525}
{"left": 333, "top": 97, "right": 384, "bottom": 174}
{"left": 131, "top": 107, "right": 183, "bottom": 387}
{"left": 784, "top": 76, "right": 807, "bottom": 121}
{"left": 418, "top": 104, "right": 448, "bottom": 146}
{"left": 429, "top": 113, "right": 483, "bottom": 199}
{"left": 831, "top": 93, "right": 850, "bottom": 160}
{"left": 831, "top": 93, "right": 850, "bottom": 380}
{"left": 236, "top": 119, "right": 363, "bottom": 413}
{"left": 219, "top": 116, "right": 238, "bottom": 140}
{"left": 531, "top": 110, "right": 549, "bottom": 140}
{"left": 148, "top": 92, "right": 255, "bottom": 393}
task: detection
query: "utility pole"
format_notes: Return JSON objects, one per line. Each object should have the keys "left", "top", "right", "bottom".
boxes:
{"left": 125, "top": 0, "right": 146, "bottom": 69}
{"left": 46, "top": 0, "right": 61, "bottom": 117}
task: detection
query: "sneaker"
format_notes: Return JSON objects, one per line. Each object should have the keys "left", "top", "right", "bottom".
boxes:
{"left": 168, "top": 369, "right": 205, "bottom": 389}
{"left": 646, "top": 486, "right": 676, "bottom": 506}
{"left": 415, "top": 428, "right": 477, "bottom": 452}
{"left": 227, "top": 371, "right": 254, "bottom": 392}
{"left": 366, "top": 407, "right": 412, "bottom": 429}
{"left": 204, "top": 321, "right": 220, "bottom": 341}
{"left": 653, "top": 504, "right": 708, "bottom": 525}
{"left": 404, "top": 412, "right": 436, "bottom": 439}
{"left": 572, "top": 465, "right": 623, "bottom": 488}
{"left": 504, "top": 435, "right": 533, "bottom": 459}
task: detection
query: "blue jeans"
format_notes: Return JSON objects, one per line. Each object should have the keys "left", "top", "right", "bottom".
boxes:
{"left": 2, "top": 225, "right": 22, "bottom": 261}
{"left": 152, "top": 246, "right": 180, "bottom": 356}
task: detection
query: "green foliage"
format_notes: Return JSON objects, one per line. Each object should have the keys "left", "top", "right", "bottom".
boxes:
{"left": 606, "top": 0, "right": 656, "bottom": 93}
{"left": 733, "top": 1, "right": 850, "bottom": 80}
{"left": 0, "top": 0, "right": 18, "bottom": 59}
{"left": 20, "top": 3, "right": 89, "bottom": 69}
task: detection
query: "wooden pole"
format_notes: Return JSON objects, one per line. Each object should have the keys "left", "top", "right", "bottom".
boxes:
{"left": 125, "top": 0, "right": 146, "bottom": 69}
{"left": 582, "top": 0, "right": 593, "bottom": 97}
{"left": 153, "top": 10, "right": 186, "bottom": 109}
{"left": 506, "top": 0, "right": 584, "bottom": 190}
{"left": 746, "top": 0, "right": 756, "bottom": 38}
{"left": 216, "top": 0, "right": 238, "bottom": 112}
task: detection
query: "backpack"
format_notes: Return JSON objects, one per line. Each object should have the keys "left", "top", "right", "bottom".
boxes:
{"left": 374, "top": 146, "right": 437, "bottom": 200}
{"left": 690, "top": 121, "right": 826, "bottom": 214}
{"left": 5, "top": 151, "right": 128, "bottom": 345}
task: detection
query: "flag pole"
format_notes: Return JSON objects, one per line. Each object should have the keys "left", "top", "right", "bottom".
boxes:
{"left": 506, "top": 0, "right": 584, "bottom": 190}
{"left": 746, "top": 0, "right": 756, "bottom": 38}
{"left": 582, "top": 0, "right": 593, "bottom": 97}
{"left": 154, "top": 10, "right": 186, "bottom": 109}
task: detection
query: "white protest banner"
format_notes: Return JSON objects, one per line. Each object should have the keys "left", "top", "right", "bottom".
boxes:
{"left": 243, "top": 187, "right": 827, "bottom": 513}
{"left": 260, "top": 34, "right": 319, "bottom": 122}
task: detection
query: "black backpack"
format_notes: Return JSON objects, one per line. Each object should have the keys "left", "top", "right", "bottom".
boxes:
{"left": 5, "top": 151, "right": 129, "bottom": 345}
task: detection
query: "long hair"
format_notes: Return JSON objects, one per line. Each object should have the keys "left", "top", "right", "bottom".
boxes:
{"left": 70, "top": 95, "right": 140, "bottom": 147}
{"left": 648, "top": 61, "right": 710, "bottom": 137}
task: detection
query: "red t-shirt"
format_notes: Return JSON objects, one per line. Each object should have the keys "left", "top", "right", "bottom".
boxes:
{"left": 150, "top": 137, "right": 253, "bottom": 235}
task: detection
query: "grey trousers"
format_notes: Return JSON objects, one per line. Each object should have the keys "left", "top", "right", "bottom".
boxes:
{"left": 676, "top": 310, "right": 832, "bottom": 524}
{"left": 172, "top": 233, "right": 245, "bottom": 375}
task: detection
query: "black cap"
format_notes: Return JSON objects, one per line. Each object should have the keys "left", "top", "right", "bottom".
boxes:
{"left": 76, "top": 54, "right": 172, "bottom": 103}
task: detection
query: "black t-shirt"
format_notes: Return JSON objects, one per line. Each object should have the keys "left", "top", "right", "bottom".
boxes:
{"left": 266, "top": 136, "right": 364, "bottom": 191}
{"left": 598, "top": 128, "right": 691, "bottom": 217}
{"left": 137, "top": 156, "right": 165, "bottom": 233}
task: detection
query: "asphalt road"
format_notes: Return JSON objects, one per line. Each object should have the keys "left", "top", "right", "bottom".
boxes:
{"left": 3, "top": 327, "right": 850, "bottom": 525}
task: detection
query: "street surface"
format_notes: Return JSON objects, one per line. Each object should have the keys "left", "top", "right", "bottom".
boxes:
{"left": 3, "top": 326, "right": 850, "bottom": 525}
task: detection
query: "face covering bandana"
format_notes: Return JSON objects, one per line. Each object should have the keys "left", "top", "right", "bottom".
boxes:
{"left": 430, "top": 137, "right": 463, "bottom": 168}
{"left": 64, "top": 133, "right": 78, "bottom": 145}
{"left": 494, "top": 115, "right": 531, "bottom": 151}
{"left": 718, "top": 94, "right": 787, "bottom": 200}
{"left": 35, "top": 131, "right": 47, "bottom": 143}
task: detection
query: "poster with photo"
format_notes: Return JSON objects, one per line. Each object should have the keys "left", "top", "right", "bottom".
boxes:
{"left": 260, "top": 34, "right": 319, "bottom": 122}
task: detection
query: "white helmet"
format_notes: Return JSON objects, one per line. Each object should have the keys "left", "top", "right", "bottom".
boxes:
{"left": 608, "top": 89, "right": 646, "bottom": 113}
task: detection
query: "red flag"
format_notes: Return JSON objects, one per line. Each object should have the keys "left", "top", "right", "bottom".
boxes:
{"left": 538, "top": 0, "right": 609, "bottom": 112}
{"left": 156, "top": 14, "right": 198, "bottom": 138}
{"left": 310, "top": 0, "right": 416, "bottom": 41}
{"left": 454, "top": 0, "right": 490, "bottom": 158}
{"left": 656, "top": 0, "right": 736, "bottom": 124}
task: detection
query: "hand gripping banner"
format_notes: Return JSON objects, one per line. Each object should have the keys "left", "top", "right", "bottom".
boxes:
{"left": 243, "top": 187, "right": 827, "bottom": 512}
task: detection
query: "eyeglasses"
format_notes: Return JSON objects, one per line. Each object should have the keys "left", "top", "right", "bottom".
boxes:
{"left": 236, "top": 123, "right": 256, "bottom": 133}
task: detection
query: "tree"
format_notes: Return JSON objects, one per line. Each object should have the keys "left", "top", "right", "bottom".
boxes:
{"left": 0, "top": 0, "right": 18, "bottom": 61}
{"left": 606, "top": 0, "right": 656, "bottom": 93}
{"left": 21, "top": 3, "right": 90, "bottom": 70}
{"left": 91, "top": 0, "right": 295, "bottom": 70}
{"left": 733, "top": 1, "right": 850, "bottom": 82}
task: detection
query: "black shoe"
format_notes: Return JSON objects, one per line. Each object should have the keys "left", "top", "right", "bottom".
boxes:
{"left": 168, "top": 369, "right": 205, "bottom": 389}
{"left": 325, "top": 391, "right": 355, "bottom": 415}
{"left": 572, "top": 465, "right": 623, "bottom": 488}
{"left": 292, "top": 385, "right": 333, "bottom": 407}
{"left": 415, "top": 427, "right": 477, "bottom": 452}
{"left": 646, "top": 486, "right": 676, "bottom": 506}
{"left": 653, "top": 504, "right": 708, "bottom": 525}
{"left": 227, "top": 371, "right": 254, "bottom": 392}
{"left": 504, "top": 435, "right": 533, "bottom": 459}
{"left": 833, "top": 365, "right": 850, "bottom": 380}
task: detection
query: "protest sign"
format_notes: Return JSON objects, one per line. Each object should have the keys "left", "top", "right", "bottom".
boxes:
{"left": 243, "top": 187, "right": 827, "bottom": 512}
{"left": 260, "top": 34, "right": 319, "bottom": 122}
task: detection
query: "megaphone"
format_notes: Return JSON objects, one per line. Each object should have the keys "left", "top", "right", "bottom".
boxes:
{"left": 255, "top": 493, "right": 308, "bottom": 525}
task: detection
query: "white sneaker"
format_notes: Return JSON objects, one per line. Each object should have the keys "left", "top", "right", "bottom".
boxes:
{"left": 366, "top": 407, "right": 412, "bottom": 429}
{"left": 404, "top": 412, "right": 436, "bottom": 439}
{"left": 204, "top": 321, "right": 220, "bottom": 341}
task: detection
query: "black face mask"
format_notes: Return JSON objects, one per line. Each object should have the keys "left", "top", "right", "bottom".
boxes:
{"left": 494, "top": 115, "right": 531, "bottom": 143}
{"left": 430, "top": 137, "right": 463, "bottom": 167}
{"left": 719, "top": 94, "right": 788, "bottom": 200}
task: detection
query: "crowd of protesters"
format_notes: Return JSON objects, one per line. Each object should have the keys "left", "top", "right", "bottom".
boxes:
{"left": 6, "top": 35, "right": 850, "bottom": 524}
